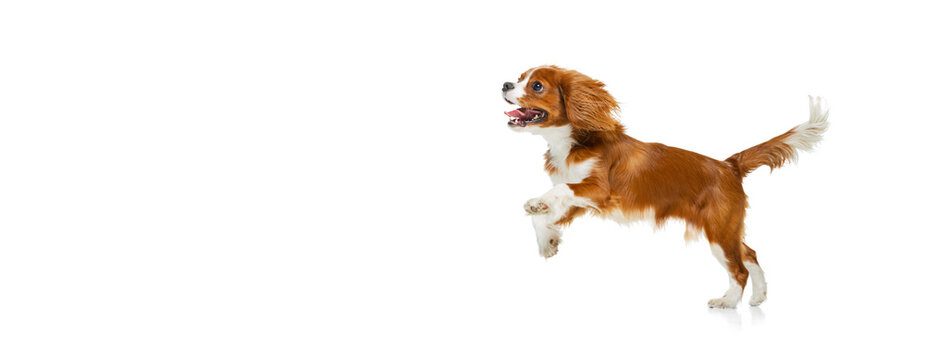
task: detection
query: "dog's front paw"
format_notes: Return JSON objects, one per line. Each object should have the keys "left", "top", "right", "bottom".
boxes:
{"left": 524, "top": 198, "right": 550, "bottom": 215}
{"left": 539, "top": 237, "right": 559, "bottom": 259}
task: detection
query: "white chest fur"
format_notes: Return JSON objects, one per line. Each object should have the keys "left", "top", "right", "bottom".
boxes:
{"left": 528, "top": 125, "right": 596, "bottom": 185}
{"left": 549, "top": 158, "right": 596, "bottom": 184}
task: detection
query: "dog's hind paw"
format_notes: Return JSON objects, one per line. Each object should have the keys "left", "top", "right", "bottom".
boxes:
{"left": 708, "top": 297, "right": 739, "bottom": 309}
{"left": 749, "top": 291, "right": 767, "bottom": 306}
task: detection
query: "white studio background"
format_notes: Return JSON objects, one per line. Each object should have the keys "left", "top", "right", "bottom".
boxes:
{"left": 2, "top": 1, "right": 923, "bottom": 359}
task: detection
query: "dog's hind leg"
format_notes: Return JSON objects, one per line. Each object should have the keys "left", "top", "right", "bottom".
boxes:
{"left": 708, "top": 238, "right": 749, "bottom": 309}
{"left": 702, "top": 198, "right": 751, "bottom": 309}
{"left": 742, "top": 244, "right": 767, "bottom": 306}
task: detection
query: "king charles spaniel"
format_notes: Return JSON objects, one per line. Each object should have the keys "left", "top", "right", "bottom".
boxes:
{"left": 502, "top": 66, "right": 829, "bottom": 308}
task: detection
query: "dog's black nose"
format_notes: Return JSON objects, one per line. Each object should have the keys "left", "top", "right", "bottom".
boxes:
{"left": 502, "top": 82, "right": 515, "bottom": 92}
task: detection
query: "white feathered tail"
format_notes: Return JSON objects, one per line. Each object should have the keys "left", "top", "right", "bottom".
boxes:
{"left": 726, "top": 96, "right": 830, "bottom": 177}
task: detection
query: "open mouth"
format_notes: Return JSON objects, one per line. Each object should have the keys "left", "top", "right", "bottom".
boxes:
{"left": 505, "top": 108, "right": 548, "bottom": 127}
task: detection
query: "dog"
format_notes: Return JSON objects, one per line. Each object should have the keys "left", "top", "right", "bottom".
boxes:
{"left": 502, "top": 66, "right": 829, "bottom": 308}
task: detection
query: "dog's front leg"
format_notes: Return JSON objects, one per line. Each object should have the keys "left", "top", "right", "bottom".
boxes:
{"left": 524, "top": 183, "right": 596, "bottom": 258}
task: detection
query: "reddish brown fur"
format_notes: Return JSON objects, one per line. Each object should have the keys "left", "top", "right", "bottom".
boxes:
{"left": 513, "top": 66, "right": 811, "bottom": 290}
{"left": 726, "top": 129, "right": 798, "bottom": 176}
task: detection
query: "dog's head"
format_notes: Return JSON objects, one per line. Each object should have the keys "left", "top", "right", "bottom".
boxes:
{"left": 502, "top": 66, "right": 621, "bottom": 133}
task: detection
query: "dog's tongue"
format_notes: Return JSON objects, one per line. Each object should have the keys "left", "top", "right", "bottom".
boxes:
{"left": 505, "top": 109, "right": 526, "bottom": 118}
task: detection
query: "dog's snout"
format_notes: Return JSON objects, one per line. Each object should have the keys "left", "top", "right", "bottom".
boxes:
{"left": 502, "top": 82, "right": 515, "bottom": 92}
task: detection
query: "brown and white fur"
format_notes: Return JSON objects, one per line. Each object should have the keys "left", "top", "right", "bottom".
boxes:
{"left": 502, "top": 66, "right": 829, "bottom": 308}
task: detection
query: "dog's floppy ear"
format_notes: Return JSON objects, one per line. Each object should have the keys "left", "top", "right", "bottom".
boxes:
{"left": 559, "top": 71, "right": 619, "bottom": 131}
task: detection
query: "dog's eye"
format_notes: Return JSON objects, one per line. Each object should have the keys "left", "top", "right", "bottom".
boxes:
{"left": 532, "top": 81, "right": 543, "bottom": 92}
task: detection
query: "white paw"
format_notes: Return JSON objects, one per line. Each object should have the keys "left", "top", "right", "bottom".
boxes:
{"left": 524, "top": 198, "right": 550, "bottom": 215}
{"left": 708, "top": 297, "right": 739, "bottom": 309}
{"left": 539, "top": 237, "right": 559, "bottom": 258}
{"left": 749, "top": 291, "right": 767, "bottom": 306}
